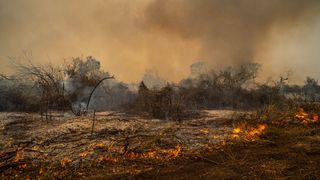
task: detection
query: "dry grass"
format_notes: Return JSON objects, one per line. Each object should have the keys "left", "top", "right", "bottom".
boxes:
{"left": 1, "top": 106, "right": 320, "bottom": 179}
{"left": 0, "top": 110, "right": 233, "bottom": 179}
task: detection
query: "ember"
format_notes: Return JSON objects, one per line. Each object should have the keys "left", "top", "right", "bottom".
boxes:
{"left": 13, "top": 148, "right": 23, "bottom": 162}
{"left": 200, "top": 128, "right": 209, "bottom": 135}
{"left": 97, "top": 155, "right": 119, "bottom": 163}
{"left": 19, "top": 163, "right": 27, "bottom": 169}
{"left": 79, "top": 151, "right": 89, "bottom": 158}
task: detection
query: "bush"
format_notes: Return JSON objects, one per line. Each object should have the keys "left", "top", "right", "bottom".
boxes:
{"left": 132, "top": 82, "right": 186, "bottom": 120}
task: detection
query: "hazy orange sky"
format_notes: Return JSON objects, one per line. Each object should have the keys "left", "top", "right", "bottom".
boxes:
{"left": 1, "top": 0, "right": 320, "bottom": 84}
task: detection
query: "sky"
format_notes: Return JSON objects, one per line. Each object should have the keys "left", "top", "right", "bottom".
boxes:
{"left": 1, "top": 0, "right": 320, "bottom": 84}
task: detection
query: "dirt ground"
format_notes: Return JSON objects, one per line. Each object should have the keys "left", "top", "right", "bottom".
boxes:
{"left": 1, "top": 110, "right": 320, "bottom": 179}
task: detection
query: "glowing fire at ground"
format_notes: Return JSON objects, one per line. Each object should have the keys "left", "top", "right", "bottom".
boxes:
{"left": 232, "top": 123, "right": 267, "bottom": 141}
{"left": 56, "top": 143, "right": 181, "bottom": 168}
{"left": 295, "top": 108, "right": 318, "bottom": 124}
{"left": 124, "top": 145, "right": 181, "bottom": 160}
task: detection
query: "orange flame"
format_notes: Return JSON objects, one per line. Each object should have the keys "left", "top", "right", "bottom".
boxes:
{"left": 313, "top": 113, "right": 318, "bottom": 122}
{"left": 295, "top": 108, "right": 319, "bottom": 124}
{"left": 168, "top": 145, "right": 181, "bottom": 158}
{"left": 124, "top": 144, "right": 181, "bottom": 160}
{"left": 232, "top": 123, "right": 267, "bottom": 141}
{"left": 233, "top": 128, "right": 242, "bottom": 134}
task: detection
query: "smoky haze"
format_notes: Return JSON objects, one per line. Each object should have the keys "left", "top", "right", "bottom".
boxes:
{"left": 145, "top": 0, "right": 319, "bottom": 63}
{"left": 0, "top": 0, "right": 320, "bottom": 83}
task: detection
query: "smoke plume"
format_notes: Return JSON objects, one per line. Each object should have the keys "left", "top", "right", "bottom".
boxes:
{"left": 143, "top": 0, "right": 320, "bottom": 65}
{"left": 0, "top": 0, "right": 320, "bottom": 83}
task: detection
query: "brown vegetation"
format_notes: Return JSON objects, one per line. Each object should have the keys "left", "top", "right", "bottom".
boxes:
{"left": 133, "top": 81, "right": 187, "bottom": 120}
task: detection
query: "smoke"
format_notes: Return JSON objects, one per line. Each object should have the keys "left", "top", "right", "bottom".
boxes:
{"left": 142, "top": 69, "right": 167, "bottom": 89}
{"left": 143, "top": 0, "right": 320, "bottom": 66}
{"left": 0, "top": 0, "right": 320, "bottom": 83}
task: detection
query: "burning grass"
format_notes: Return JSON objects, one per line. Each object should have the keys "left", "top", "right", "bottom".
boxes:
{"left": 136, "top": 123, "right": 320, "bottom": 179}
{"left": 0, "top": 110, "right": 233, "bottom": 179}
{"left": 295, "top": 107, "right": 319, "bottom": 124}
{"left": 231, "top": 123, "right": 267, "bottom": 141}
{"left": 124, "top": 144, "right": 181, "bottom": 160}
{"left": 1, "top": 107, "right": 320, "bottom": 179}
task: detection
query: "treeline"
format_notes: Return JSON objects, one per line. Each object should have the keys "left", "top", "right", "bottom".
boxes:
{"left": 0, "top": 56, "right": 319, "bottom": 119}
{"left": 132, "top": 63, "right": 320, "bottom": 119}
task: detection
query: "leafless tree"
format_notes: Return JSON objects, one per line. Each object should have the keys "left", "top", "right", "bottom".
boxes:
{"left": 10, "top": 54, "right": 66, "bottom": 117}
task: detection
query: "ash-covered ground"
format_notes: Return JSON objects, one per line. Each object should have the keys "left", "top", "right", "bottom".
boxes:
{"left": 0, "top": 110, "right": 241, "bottom": 178}
{"left": 1, "top": 109, "right": 320, "bottom": 179}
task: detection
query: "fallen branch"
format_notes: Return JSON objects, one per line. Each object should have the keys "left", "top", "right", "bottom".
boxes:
{"left": 195, "top": 154, "right": 219, "bottom": 165}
